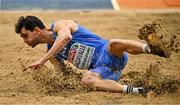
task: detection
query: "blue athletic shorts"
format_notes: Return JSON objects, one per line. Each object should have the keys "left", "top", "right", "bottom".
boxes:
{"left": 90, "top": 42, "right": 128, "bottom": 81}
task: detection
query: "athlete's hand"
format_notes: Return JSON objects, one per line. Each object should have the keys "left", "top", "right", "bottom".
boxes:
{"left": 28, "top": 59, "right": 46, "bottom": 69}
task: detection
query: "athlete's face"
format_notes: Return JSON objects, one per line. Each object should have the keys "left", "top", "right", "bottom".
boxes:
{"left": 20, "top": 27, "right": 40, "bottom": 48}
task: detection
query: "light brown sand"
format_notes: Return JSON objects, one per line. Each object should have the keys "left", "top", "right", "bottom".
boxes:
{"left": 0, "top": 10, "right": 180, "bottom": 105}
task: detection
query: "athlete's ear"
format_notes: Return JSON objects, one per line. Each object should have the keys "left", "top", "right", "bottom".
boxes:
{"left": 34, "top": 26, "right": 41, "bottom": 32}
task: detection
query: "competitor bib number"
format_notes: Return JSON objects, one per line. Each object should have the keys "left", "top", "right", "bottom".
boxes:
{"left": 67, "top": 43, "right": 95, "bottom": 69}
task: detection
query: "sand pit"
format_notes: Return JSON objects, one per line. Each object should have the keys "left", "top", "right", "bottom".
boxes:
{"left": 120, "top": 63, "right": 179, "bottom": 94}
{"left": 0, "top": 10, "right": 180, "bottom": 105}
{"left": 16, "top": 58, "right": 87, "bottom": 97}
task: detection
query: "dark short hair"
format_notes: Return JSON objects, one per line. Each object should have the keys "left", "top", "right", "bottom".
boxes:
{"left": 15, "top": 16, "right": 45, "bottom": 34}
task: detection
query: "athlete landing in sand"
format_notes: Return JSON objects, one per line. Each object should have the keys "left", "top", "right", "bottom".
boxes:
{"left": 15, "top": 16, "right": 170, "bottom": 97}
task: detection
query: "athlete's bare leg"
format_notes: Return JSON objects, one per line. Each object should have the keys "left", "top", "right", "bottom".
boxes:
{"left": 82, "top": 39, "right": 149, "bottom": 94}
{"left": 82, "top": 71, "right": 124, "bottom": 93}
{"left": 108, "top": 39, "right": 146, "bottom": 57}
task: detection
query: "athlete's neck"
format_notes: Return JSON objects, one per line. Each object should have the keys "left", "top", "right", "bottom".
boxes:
{"left": 39, "top": 29, "right": 54, "bottom": 45}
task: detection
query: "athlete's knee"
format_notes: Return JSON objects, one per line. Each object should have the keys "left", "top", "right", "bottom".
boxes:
{"left": 81, "top": 75, "right": 94, "bottom": 86}
{"left": 81, "top": 71, "right": 100, "bottom": 86}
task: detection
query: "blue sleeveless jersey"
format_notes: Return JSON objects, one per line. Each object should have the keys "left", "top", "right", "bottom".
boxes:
{"left": 47, "top": 24, "right": 108, "bottom": 69}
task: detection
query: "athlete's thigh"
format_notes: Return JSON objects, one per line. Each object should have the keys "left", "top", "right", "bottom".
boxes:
{"left": 83, "top": 70, "right": 101, "bottom": 79}
{"left": 90, "top": 66, "right": 122, "bottom": 81}
{"left": 107, "top": 39, "right": 126, "bottom": 57}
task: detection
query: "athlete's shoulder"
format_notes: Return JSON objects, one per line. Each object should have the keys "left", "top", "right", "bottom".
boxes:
{"left": 53, "top": 20, "right": 78, "bottom": 33}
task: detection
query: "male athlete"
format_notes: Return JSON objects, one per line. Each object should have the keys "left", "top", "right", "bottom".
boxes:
{"left": 15, "top": 16, "right": 170, "bottom": 97}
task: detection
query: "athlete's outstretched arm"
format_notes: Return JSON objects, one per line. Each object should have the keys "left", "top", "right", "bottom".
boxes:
{"left": 28, "top": 20, "right": 78, "bottom": 69}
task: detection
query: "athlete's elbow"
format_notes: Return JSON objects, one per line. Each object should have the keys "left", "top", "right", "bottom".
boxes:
{"left": 66, "top": 35, "right": 72, "bottom": 41}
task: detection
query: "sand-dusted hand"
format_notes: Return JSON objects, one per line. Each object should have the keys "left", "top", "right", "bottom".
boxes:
{"left": 28, "top": 59, "right": 46, "bottom": 69}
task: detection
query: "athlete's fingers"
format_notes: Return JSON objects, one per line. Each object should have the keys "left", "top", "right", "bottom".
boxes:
{"left": 28, "top": 63, "right": 39, "bottom": 69}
